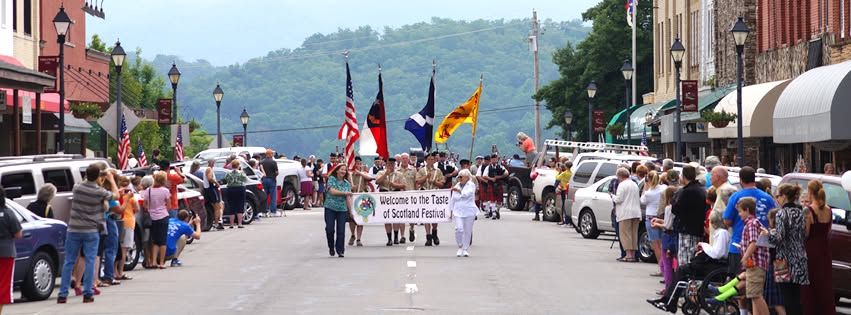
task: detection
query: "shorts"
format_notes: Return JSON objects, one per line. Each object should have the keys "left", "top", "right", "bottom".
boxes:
{"left": 0, "top": 257, "right": 13, "bottom": 305}
{"left": 745, "top": 267, "right": 766, "bottom": 298}
{"left": 728, "top": 252, "right": 742, "bottom": 274}
{"left": 142, "top": 228, "right": 151, "bottom": 243}
{"left": 645, "top": 216, "right": 662, "bottom": 241}
{"left": 122, "top": 227, "right": 135, "bottom": 248}
{"left": 318, "top": 182, "right": 326, "bottom": 193}
{"left": 150, "top": 217, "right": 169, "bottom": 246}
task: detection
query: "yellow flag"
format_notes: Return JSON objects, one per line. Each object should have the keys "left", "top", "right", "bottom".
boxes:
{"left": 434, "top": 82, "right": 481, "bottom": 143}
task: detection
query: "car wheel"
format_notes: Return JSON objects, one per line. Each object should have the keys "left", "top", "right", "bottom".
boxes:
{"left": 578, "top": 209, "right": 600, "bottom": 239}
{"left": 637, "top": 223, "right": 656, "bottom": 263}
{"left": 282, "top": 184, "right": 297, "bottom": 210}
{"left": 507, "top": 185, "right": 526, "bottom": 211}
{"left": 541, "top": 191, "right": 560, "bottom": 222}
{"left": 242, "top": 198, "right": 256, "bottom": 224}
{"left": 124, "top": 225, "right": 142, "bottom": 271}
{"left": 21, "top": 251, "right": 55, "bottom": 301}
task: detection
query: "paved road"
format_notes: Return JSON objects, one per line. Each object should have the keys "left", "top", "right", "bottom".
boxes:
{"left": 8, "top": 209, "right": 673, "bottom": 314}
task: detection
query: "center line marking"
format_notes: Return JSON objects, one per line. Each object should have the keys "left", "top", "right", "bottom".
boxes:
{"left": 406, "top": 246, "right": 414, "bottom": 251}
{"left": 407, "top": 260, "right": 417, "bottom": 268}
{"left": 405, "top": 283, "right": 419, "bottom": 294}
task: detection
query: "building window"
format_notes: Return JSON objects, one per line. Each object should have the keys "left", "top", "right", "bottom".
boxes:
{"left": 22, "top": 0, "right": 30, "bottom": 35}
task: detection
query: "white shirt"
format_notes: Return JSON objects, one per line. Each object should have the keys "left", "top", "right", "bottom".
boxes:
{"left": 297, "top": 167, "right": 310, "bottom": 182}
{"left": 301, "top": 166, "right": 313, "bottom": 182}
{"left": 663, "top": 205, "right": 675, "bottom": 231}
{"left": 127, "top": 158, "right": 139, "bottom": 169}
{"left": 450, "top": 181, "right": 478, "bottom": 218}
{"left": 698, "top": 228, "right": 731, "bottom": 260}
{"left": 640, "top": 184, "right": 667, "bottom": 217}
{"left": 612, "top": 178, "right": 641, "bottom": 221}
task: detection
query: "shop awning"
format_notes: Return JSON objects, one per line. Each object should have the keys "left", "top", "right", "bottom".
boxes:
{"left": 774, "top": 60, "right": 851, "bottom": 143}
{"left": 54, "top": 113, "right": 92, "bottom": 133}
{"left": 653, "top": 84, "right": 736, "bottom": 120}
{"left": 626, "top": 101, "right": 667, "bottom": 138}
{"left": 2, "top": 88, "right": 66, "bottom": 113}
{"left": 0, "top": 56, "right": 55, "bottom": 92}
{"left": 604, "top": 103, "right": 643, "bottom": 143}
{"left": 708, "top": 80, "right": 791, "bottom": 139}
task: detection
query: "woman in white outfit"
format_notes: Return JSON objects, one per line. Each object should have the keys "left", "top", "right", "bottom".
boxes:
{"left": 450, "top": 169, "right": 477, "bottom": 257}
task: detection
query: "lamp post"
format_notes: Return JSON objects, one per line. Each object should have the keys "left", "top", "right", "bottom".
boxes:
{"left": 586, "top": 81, "right": 597, "bottom": 142}
{"left": 213, "top": 83, "right": 224, "bottom": 148}
{"left": 53, "top": 6, "right": 71, "bottom": 152}
{"left": 168, "top": 63, "right": 181, "bottom": 124}
{"left": 731, "top": 17, "right": 750, "bottom": 167}
{"left": 621, "top": 60, "right": 634, "bottom": 144}
{"left": 670, "top": 37, "right": 686, "bottom": 162}
{"left": 240, "top": 109, "right": 250, "bottom": 146}
{"left": 563, "top": 109, "right": 573, "bottom": 142}
{"left": 111, "top": 41, "right": 126, "bottom": 147}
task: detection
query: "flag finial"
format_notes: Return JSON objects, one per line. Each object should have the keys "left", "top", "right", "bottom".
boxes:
{"left": 342, "top": 50, "right": 350, "bottom": 60}
{"left": 378, "top": 63, "right": 381, "bottom": 72}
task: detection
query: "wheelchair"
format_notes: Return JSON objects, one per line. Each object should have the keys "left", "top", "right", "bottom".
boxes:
{"left": 665, "top": 268, "right": 740, "bottom": 315}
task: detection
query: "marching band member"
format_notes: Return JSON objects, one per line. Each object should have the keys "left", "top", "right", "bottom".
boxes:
{"left": 395, "top": 153, "right": 418, "bottom": 244}
{"left": 417, "top": 153, "right": 445, "bottom": 246}
{"left": 482, "top": 154, "right": 508, "bottom": 220}
{"left": 376, "top": 158, "right": 406, "bottom": 246}
{"left": 472, "top": 156, "right": 485, "bottom": 210}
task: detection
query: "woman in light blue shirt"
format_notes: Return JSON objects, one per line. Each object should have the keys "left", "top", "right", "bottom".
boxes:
{"left": 451, "top": 169, "right": 477, "bottom": 257}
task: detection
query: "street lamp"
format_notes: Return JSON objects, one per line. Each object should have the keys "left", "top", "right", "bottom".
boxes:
{"left": 168, "top": 63, "right": 181, "bottom": 124}
{"left": 563, "top": 109, "right": 573, "bottom": 142}
{"left": 586, "top": 81, "right": 597, "bottom": 142}
{"left": 670, "top": 37, "right": 686, "bottom": 161}
{"left": 111, "top": 41, "right": 126, "bottom": 148}
{"left": 731, "top": 17, "right": 750, "bottom": 167}
{"left": 213, "top": 83, "right": 224, "bottom": 148}
{"left": 53, "top": 5, "right": 71, "bottom": 152}
{"left": 240, "top": 108, "right": 250, "bottom": 146}
{"left": 621, "top": 60, "right": 634, "bottom": 144}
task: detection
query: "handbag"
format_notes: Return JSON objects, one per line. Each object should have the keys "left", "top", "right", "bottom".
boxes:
{"left": 140, "top": 189, "right": 153, "bottom": 228}
{"left": 773, "top": 207, "right": 793, "bottom": 282}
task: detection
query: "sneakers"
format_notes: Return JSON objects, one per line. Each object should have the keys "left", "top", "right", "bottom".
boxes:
{"left": 83, "top": 295, "right": 94, "bottom": 303}
{"left": 456, "top": 249, "right": 463, "bottom": 257}
{"left": 171, "top": 259, "right": 183, "bottom": 267}
{"left": 57, "top": 296, "right": 67, "bottom": 304}
{"left": 462, "top": 250, "right": 470, "bottom": 257}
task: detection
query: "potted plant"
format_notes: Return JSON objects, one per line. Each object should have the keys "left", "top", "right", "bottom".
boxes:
{"left": 70, "top": 102, "right": 103, "bottom": 120}
{"left": 702, "top": 110, "right": 737, "bottom": 128}
{"left": 607, "top": 123, "right": 625, "bottom": 138}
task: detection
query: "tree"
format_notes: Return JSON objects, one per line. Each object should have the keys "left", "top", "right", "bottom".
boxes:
{"left": 88, "top": 34, "right": 107, "bottom": 53}
{"left": 536, "top": 0, "right": 653, "bottom": 141}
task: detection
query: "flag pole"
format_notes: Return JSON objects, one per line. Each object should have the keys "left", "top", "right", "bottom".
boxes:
{"left": 431, "top": 60, "right": 436, "bottom": 152}
{"left": 469, "top": 74, "right": 483, "bottom": 161}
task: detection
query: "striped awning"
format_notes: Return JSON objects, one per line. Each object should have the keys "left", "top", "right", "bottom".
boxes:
{"left": 773, "top": 60, "right": 851, "bottom": 143}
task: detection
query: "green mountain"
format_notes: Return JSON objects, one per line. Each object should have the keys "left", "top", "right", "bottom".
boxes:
{"left": 150, "top": 17, "right": 589, "bottom": 158}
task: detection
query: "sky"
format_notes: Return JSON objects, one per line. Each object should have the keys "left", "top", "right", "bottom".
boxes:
{"left": 88, "top": 0, "right": 599, "bottom": 65}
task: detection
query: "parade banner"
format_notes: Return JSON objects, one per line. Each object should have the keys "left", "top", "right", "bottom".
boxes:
{"left": 38, "top": 56, "right": 59, "bottom": 93}
{"left": 681, "top": 80, "right": 698, "bottom": 112}
{"left": 157, "top": 99, "right": 173, "bottom": 124}
{"left": 351, "top": 189, "right": 452, "bottom": 225}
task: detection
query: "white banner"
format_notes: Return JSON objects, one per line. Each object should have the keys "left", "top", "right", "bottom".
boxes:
{"left": 351, "top": 189, "right": 452, "bottom": 225}
{"left": 21, "top": 95, "right": 32, "bottom": 124}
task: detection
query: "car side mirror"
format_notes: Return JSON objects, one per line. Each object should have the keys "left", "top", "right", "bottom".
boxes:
{"left": 4, "top": 187, "right": 23, "bottom": 199}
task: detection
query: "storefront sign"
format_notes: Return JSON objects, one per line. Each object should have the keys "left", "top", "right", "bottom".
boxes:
{"left": 157, "top": 99, "right": 173, "bottom": 124}
{"left": 593, "top": 110, "right": 606, "bottom": 131}
{"left": 350, "top": 189, "right": 452, "bottom": 225}
{"left": 681, "top": 80, "right": 698, "bottom": 112}
{"left": 38, "top": 56, "right": 60, "bottom": 93}
{"left": 232, "top": 135, "right": 244, "bottom": 147}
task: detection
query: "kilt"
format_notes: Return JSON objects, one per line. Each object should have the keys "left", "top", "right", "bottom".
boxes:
{"left": 479, "top": 182, "right": 490, "bottom": 202}
{"left": 490, "top": 181, "right": 504, "bottom": 204}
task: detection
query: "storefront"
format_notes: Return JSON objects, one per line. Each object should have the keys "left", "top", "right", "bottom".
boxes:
{"left": 653, "top": 84, "right": 736, "bottom": 162}
{"left": 0, "top": 58, "right": 58, "bottom": 156}
{"left": 773, "top": 60, "right": 851, "bottom": 174}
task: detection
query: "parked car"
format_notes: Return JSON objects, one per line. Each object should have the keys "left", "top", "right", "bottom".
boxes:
{"left": 192, "top": 147, "right": 272, "bottom": 161}
{"left": 779, "top": 172, "right": 851, "bottom": 301}
{"left": 5, "top": 191, "right": 67, "bottom": 301}
{"left": 275, "top": 159, "right": 304, "bottom": 210}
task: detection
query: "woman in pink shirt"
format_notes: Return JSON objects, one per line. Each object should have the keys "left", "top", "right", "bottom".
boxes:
{"left": 142, "top": 171, "right": 171, "bottom": 269}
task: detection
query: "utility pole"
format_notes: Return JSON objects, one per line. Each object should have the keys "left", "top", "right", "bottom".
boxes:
{"left": 530, "top": 9, "right": 542, "bottom": 150}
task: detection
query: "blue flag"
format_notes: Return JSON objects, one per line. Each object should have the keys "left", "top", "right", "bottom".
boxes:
{"left": 405, "top": 68, "right": 435, "bottom": 151}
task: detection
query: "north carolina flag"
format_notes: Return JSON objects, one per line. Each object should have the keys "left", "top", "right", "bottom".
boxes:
{"left": 434, "top": 79, "right": 481, "bottom": 143}
{"left": 359, "top": 69, "right": 388, "bottom": 159}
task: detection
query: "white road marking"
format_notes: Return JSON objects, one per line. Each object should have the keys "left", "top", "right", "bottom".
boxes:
{"left": 407, "top": 260, "right": 417, "bottom": 268}
{"left": 405, "top": 283, "right": 419, "bottom": 294}
{"left": 406, "top": 246, "right": 414, "bottom": 251}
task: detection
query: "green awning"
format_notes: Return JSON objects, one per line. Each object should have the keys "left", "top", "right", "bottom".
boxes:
{"left": 604, "top": 103, "right": 643, "bottom": 143}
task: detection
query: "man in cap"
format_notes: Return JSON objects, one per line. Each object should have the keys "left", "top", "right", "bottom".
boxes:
{"left": 417, "top": 152, "right": 445, "bottom": 246}
{"left": 376, "top": 157, "right": 406, "bottom": 245}
{"left": 395, "top": 153, "right": 418, "bottom": 244}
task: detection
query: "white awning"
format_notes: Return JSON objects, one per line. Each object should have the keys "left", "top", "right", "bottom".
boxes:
{"left": 774, "top": 60, "right": 851, "bottom": 143}
{"left": 53, "top": 113, "right": 92, "bottom": 133}
{"left": 708, "top": 80, "right": 790, "bottom": 139}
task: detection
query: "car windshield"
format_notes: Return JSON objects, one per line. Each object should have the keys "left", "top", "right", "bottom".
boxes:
{"left": 825, "top": 183, "right": 851, "bottom": 210}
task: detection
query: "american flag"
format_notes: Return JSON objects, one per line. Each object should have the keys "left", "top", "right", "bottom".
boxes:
{"left": 337, "top": 60, "right": 359, "bottom": 170}
{"left": 137, "top": 143, "right": 148, "bottom": 167}
{"left": 174, "top": 126, "right": 185, "bottom": 161}
{"left": 117, "top": 114, "right": 131, "bottom": 170}
{"left": 625, "top": 0, "right": 637, "bottom": 27}
{"left": 639, "top": 127, "right": 649, "bottom": 156}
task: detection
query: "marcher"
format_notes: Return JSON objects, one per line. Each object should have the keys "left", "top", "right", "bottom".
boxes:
{"left": 0, "top": 187, "right": 23, "bottom": 311}
{"left": 395, "top": 153, "right": 418, "bottom": 244}
{"left": 450, "top": 169, "right": 477, "bottom": 257}
{"left": 165, "top": 210, "right": 202, "bottom": 266}
{"left": 325, "top": 163, "right": 352, "bottom": 258}
{"left": 418, "top": 153, "right": 445, "bottom": 246}
{"left": 611, "top": 167, "right": 641, "bottom": 262}
{"left": 672, "top": 165, "right": 707, "bottom": 266}
{"left": 482, "top": 154, "right": 508, "bottom": 220}
{"left": 376, "top": 158, "right": 406, "bottom": 246}
{"left": 259, "top": 149, "right": 280, "bottom": 217}
{"left": 640, "top": 171, "right": 666, "bottom": 278}
{"left": 57, "top": 165, "right": 119, "bottom": 304}
{"left": 27, "top": 183, "right": 57, "bottom": 218}
{"left": 224, "top": 160, "right": 249, "bottom": 228}
{"left": 801, "top": 179, "right": 836, "bottom": 314}
{"left": 348, "top": 157, "right": 371, "bottom": 246}
{"left": 300, "top": 158, "right": 315, "bottom": 210}
{"left": 142, "top": 171, "right": 171, "bottom": 270}
{"left": 765, "top": 183, "right": 809, "bottom": 315}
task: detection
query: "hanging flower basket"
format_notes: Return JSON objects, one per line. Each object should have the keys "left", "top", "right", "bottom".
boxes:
{"left": 607, "top": 123, "right": 625, "bottom": 138}
{"left": 702, "top": 110, "right": 737, "bottom": 128}
{"left": 69, "top": 102, "right": 103, "bottom": 120}
{"left": 711, "top": 120, "right": 730, "bottom": 128}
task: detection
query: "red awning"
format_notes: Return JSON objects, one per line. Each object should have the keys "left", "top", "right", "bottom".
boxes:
{"left": 0, "top": 55, "right": 66, "bottom": 113}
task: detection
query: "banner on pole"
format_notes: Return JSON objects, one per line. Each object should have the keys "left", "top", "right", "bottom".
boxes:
{"left": 593, "top": 110, "right": 606, "bottom": 132}
{"left": 232, "top": 135, "right": 244, "bottom": 147}
{"left": 38, "top": 56, "right": 59, "bottom": 93}
{"left": 681, "top": 80, "right": 699, "bottom": 112}
{"left": 350, "top": 189, "right": 452, "bottom": 225}
{"left": 157, "top": 99, "right": 173, "bottom": 124}
{"left": 21, "top": 95, "right": 32, "bottom": 124}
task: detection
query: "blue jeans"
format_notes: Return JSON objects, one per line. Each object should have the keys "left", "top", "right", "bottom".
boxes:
{"left": 262, "top": 177, "right": 277, "bottom": 214}
{"left": 102, "top": 217, "right": 120, "bottom": 281}
{"left": 59, "top": 232, "right": 99, "bottom": 297}
{"left": 324, "top": 208, "right": 347, "bottom": 255}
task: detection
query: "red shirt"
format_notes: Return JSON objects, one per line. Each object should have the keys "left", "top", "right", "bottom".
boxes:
{"left": 167, "top": 171, "right": 183, "bottom": 210}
